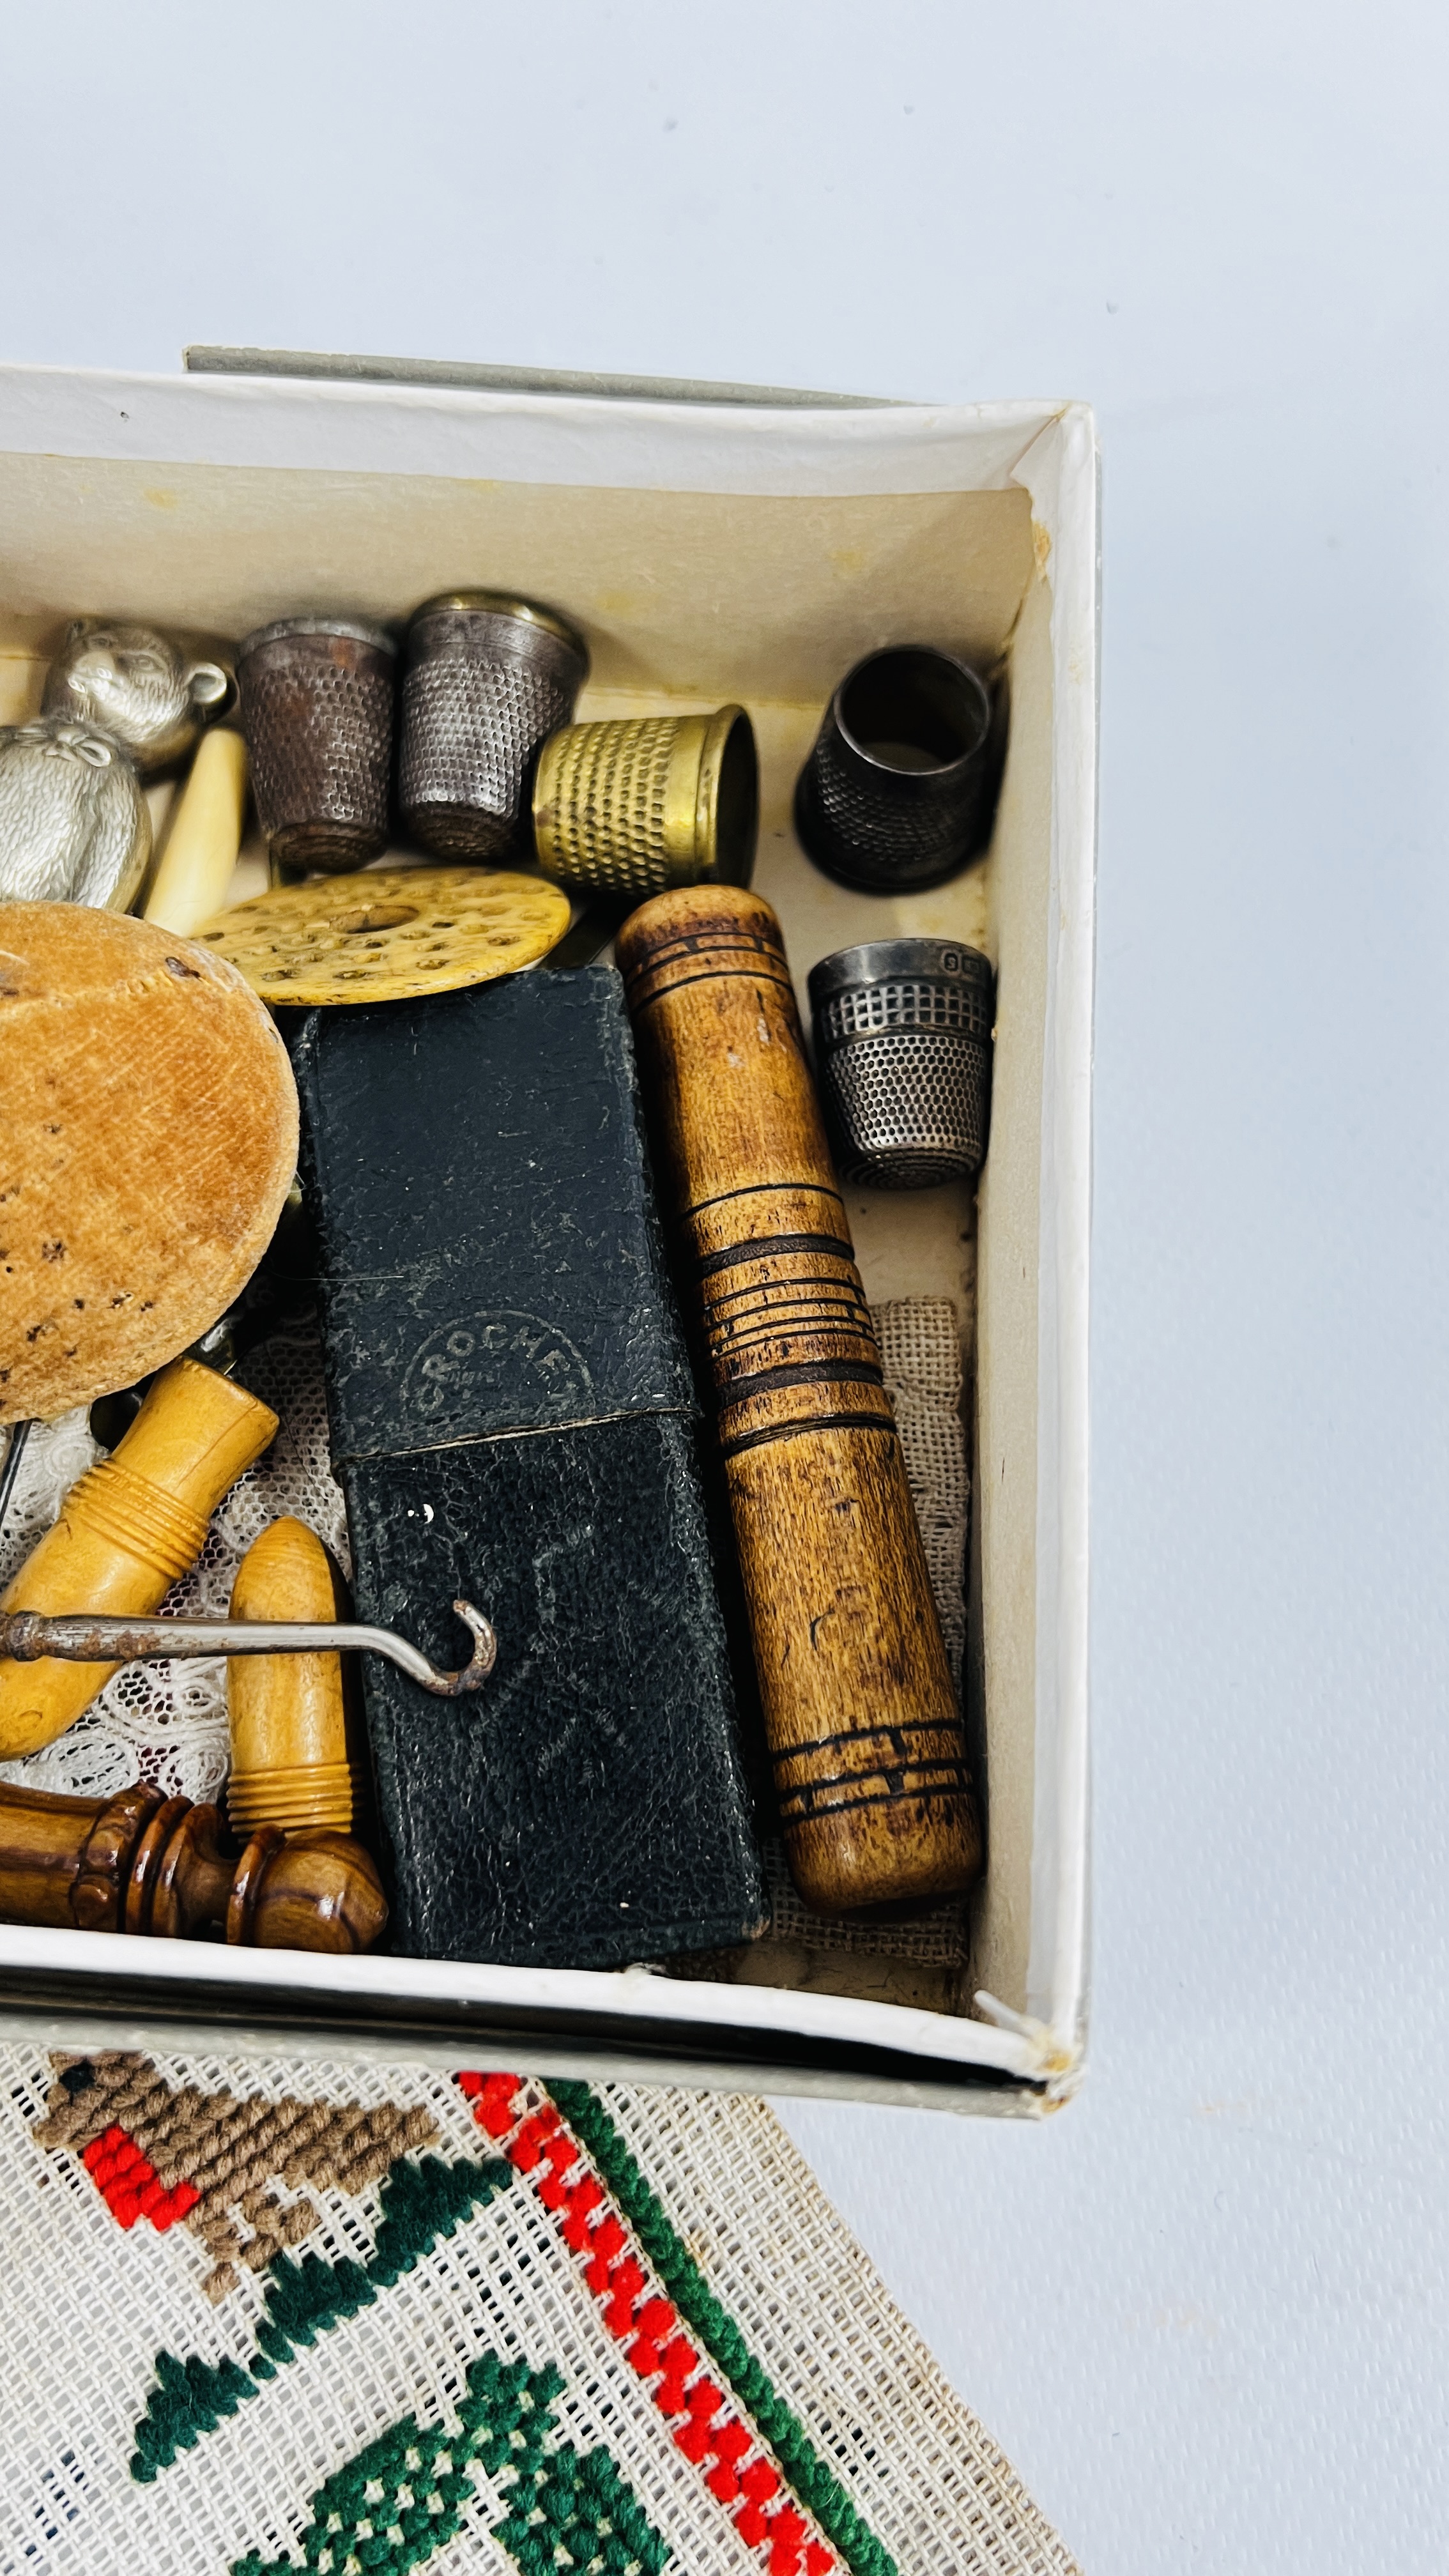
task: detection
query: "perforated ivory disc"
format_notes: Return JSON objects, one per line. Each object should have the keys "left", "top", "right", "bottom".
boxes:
{"left": 193, "top": 868, "right": 572, "bottom": 1004}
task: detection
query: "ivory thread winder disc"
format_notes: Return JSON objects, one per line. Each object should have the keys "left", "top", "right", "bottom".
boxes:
{"left": 193, "top": 866, "right": 571, "bottom": 1004}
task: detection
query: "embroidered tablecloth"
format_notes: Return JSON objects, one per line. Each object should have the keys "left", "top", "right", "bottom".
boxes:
{"left": 0, "top": 2044, "right": 1077, "bottom": 2576}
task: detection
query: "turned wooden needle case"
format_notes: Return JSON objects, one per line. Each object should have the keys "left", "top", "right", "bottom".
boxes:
{"left": 618, "top": 885, "right": 981, "bottom": 1915}
{"left": 0, "top": 1777, "right": 386, "bottom": 1952}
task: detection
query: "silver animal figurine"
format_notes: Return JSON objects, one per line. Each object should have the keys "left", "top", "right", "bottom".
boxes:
{"left": 0, "top": 716, "right": 151, "bottom": 908}
{"left": 43, "top": 618, "right": 230, "bottom": 777}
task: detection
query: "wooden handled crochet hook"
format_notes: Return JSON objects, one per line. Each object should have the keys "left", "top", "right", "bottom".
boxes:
{"left": 0, "top": 1359, "right": 282, "bottom": 1759}
{"left": 0, "top": 1599, "right": 497, "bottom": 1698}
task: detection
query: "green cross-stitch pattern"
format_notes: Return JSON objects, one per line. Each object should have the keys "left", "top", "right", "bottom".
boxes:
{"left": 131, "top": 2155, "right": 513, "bottom": 2481}
{"left": 230, "top": 2352, "right": 668, "bottom": 2576}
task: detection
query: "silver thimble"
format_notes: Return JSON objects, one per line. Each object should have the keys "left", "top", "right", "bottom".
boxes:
{"left": 795, "top": 645, "right": 993, "bottom": 893}
{"left": 236, "top": 616, "right": 397, "bottom": 874}
{"left": 808, "top": 938, "right": 995, "bottom": 1190}
{"left": 399, "top": 592, "right": 588, "bottom": 861}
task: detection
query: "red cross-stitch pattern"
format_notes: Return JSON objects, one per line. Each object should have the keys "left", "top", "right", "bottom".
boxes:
{"left": 459, "top": 2071, "right": 834, "bottom": 2576}
{"left": 81, "top": 2126, "right": 200, "bottom": 2233}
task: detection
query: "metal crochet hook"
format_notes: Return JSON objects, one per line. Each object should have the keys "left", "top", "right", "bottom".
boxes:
{"left": 0, "top": 1598, "right": 497, "bottom": 1698}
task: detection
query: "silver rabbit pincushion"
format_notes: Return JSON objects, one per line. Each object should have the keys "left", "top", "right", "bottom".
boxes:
{"left": 43, "top": 619, "right": 229, "bottom": 778}
{"left": 0, "top": 716, "right": 151, "bottom": 909}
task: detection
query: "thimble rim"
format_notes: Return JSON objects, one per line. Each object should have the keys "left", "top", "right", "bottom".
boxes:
{"left": 238, "top": 615, "right": 399, "bottom": 661}
{"left": 831, "top": 644, "right": 990, "bottom": 778}
{"left": 408, "top": 591, "right": 588, "bottom": 668}
{"left": 807, "top": 937, "right": 994, "bottom": 1006}
{"left": 696, "top": 703, "right": 758, "bottom": 885}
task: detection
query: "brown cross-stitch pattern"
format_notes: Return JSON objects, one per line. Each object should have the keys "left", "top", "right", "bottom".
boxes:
{"left": 33, "top": 2051, "right": 438, "bottom": 2299}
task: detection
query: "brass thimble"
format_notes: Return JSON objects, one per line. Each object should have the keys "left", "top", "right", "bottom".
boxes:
{"left": 532, "top": 704, "right": 758, "bottom": 900}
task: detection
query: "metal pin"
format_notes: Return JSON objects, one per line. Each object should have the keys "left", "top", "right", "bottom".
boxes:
{"left": 0, "top": 1422, "right": 33, "bottom": 1534}
{"left": 0, "top": 1598, "right": 497, "bottom": 1699}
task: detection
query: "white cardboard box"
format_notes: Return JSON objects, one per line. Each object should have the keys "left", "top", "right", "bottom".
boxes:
{"left": 0, "top": 365, "right": 1096, "bottom": 2114}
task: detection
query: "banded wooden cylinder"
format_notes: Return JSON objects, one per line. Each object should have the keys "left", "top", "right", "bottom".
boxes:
{"left": 617, "top": 884, "right": 981, "bottom": 1914}
{"left": 0, "top": 1359, "right": 278, "bottom": 1758}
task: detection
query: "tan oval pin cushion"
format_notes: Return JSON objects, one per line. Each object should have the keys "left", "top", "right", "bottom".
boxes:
{"left": 0, "top": 903, "right": 298, "bottom": 1424}
{"left": 192, "top": 866, "right": 571, "bottom": 1004}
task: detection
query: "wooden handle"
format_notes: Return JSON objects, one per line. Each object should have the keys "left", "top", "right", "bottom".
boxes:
{"left": 0, "top": 1776, "right": 386, "bottom": 1952}
{"left": 143, "top": 728, "right": 249, "bottom": 936}
{"left": 617, "top": 884, "right": 981, "bottom": 1914}
{"left": 0, "top": 1358, "right": 277, "bottom": 1758}
{"left": 227, "top": 1517, "right": 365, "bottom": 1836}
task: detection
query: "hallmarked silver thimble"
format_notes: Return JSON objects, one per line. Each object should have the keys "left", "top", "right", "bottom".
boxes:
{"left": 808, "top": 938, "right": 995, "bottom": 1190}
{"left": 236, "top": 616, "right": 397, "bottom": 874}
{"left": 399, "top": 592, "right": 588, "bottom": 860}
{"left": 795, "top": 645, "right": 994, "bottom": 893}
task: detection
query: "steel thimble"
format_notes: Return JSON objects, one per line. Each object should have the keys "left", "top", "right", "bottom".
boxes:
{"left": 533, "top": 705, "right": 758, "bottom": 901}
{"left": 236, "top": 615, "right": 397, "bottom": 874}
{"left": 795, "top": 646, "right": 993, "bottom": 893}
{"left": 808, "top": 937, "right": 995, "bottom": 1190}
{"left": 399, "top": 591, "right": 588, "bottom": 860}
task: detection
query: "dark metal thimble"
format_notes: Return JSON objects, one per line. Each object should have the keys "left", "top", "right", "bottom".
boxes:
{"left": 808, "top": 938, "right": 995, "bottom": 1190}
{"left": 795, "top": 645, "right": 993, "bottom": 893}
{"left": 236, "top": 616, "right": 397, "bottom": 874}
{"left": 399, "top": 592, "right": 588, "bottom": 861}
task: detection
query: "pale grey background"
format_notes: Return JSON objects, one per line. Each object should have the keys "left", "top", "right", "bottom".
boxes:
{"left": 4, "top": 3, "right": 1446, "bottom": 2567}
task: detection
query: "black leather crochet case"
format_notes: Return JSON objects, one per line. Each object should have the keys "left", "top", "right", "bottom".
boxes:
{"left": 292, "top": 967, "right": 764, "bottom": 1970}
